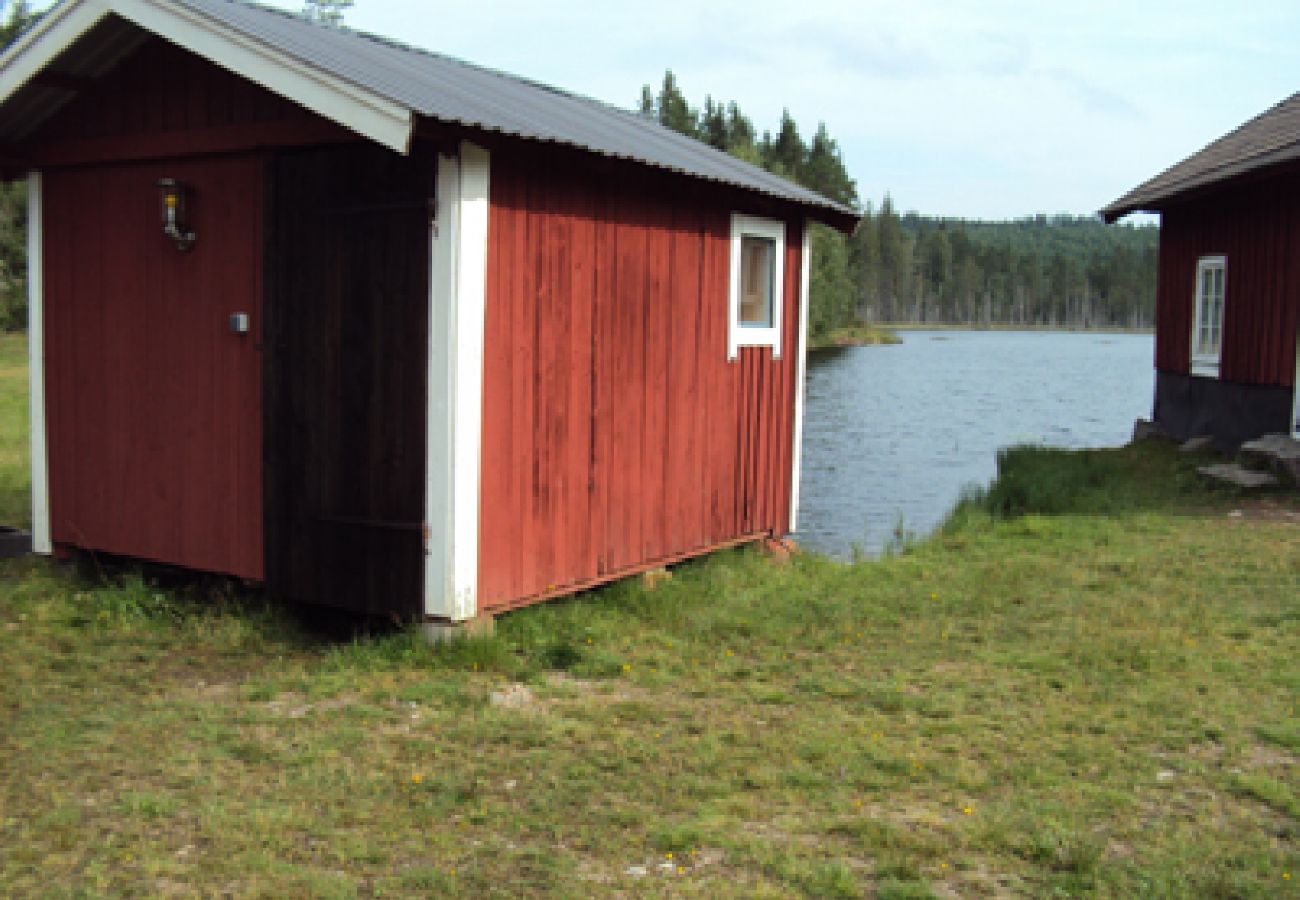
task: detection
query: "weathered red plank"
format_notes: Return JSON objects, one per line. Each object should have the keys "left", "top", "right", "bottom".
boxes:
{"left": 566, "top": 187, "right": 597, "bottom": 583}
{"left": 477, "top": 162, "right": 515, "bottom": 605}
{"left": 642, "top": 199, "right": 671, "bottom": 559}
{"left": 666, "top": 206, "right": 701, "bottom": 551}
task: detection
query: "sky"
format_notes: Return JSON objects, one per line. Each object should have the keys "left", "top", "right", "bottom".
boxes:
{"left": 260, "top": 2, "right": 1296, "bottom": 219}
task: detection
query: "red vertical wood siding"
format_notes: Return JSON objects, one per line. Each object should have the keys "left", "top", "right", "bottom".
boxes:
{"left": 43, "top": 155, "right": 264, "bottom": 578}
{"left": 1155, "top": 171, "right": 1300, "bottom": 387}
{"left": 478, "top": 152, "right": 803, "bottom": 610}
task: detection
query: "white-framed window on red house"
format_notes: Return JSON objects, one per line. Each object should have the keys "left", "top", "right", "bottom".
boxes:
{"left": 1190, "top": 254, "right": 1225, "bottom": 377}
{"left": 728, "top": 214, "right": 785, "bottom": 359}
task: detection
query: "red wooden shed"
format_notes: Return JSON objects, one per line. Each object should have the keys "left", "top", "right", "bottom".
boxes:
{"left": 1102, "top": 93, "right": 1300, "bottom": 448}
{"left": 0, "top": 0, "right": 855, "bottom": 628}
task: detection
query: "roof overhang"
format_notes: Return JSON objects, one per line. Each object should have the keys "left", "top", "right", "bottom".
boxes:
{"left": 1102, "top": 92, "right": 1300, "bottom": 224}
{"left": 1101, "top": 142, "right": 1300, "bottom": 223}
{"left": 0, "top": 0, "right": 413, "bottom": 152}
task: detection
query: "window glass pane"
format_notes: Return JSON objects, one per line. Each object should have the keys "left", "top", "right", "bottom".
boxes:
{"left": 1193, "top": 260, "right": 1226, "bottom": 363}
{"left": 739, "top": 235, "right": 775, "bottom": 327}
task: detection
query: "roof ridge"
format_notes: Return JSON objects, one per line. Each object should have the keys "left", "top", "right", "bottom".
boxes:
{"left": 214, "top": 0, "right": 654, "bottom": 125}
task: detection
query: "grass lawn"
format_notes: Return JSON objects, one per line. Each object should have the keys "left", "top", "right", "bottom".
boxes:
{"left": 0, "top": 332, "right": 29, "bottom": 529}
{"left": 1, "top": 336, "right": 1297, "bottom": 897}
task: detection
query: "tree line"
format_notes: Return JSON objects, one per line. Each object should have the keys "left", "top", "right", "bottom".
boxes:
{"left": 639, "top": 71, "right": 1157, "bottom": 336}
{"left": 859, "top": 207, "right": 1157, "bottom": 328}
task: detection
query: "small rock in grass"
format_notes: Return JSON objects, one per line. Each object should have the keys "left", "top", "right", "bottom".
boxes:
{"left": 642, "top": 568, "right": 672, "bottom": 590}
{"left": 1157, "top": 769, "right": 1176, "bottom": 782}
{"left": 1198, "top": 463, "right": 1279, "bottom": 488}
{"left": 1179, "top": 436, "right": 1215, "bottom": 454}
{"left": 625, "top": 865, "right": 647, "bottom": 878}
{"left": 490, "top": 683, "right": 536, "bottom": 710}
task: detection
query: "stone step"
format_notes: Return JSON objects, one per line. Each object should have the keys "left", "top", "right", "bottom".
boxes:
{"left": 1237, "top": 434, "right": 1300, "bottom": 486}
{"left": 1197, "top": 463, "right": 1280, "bottom": 489}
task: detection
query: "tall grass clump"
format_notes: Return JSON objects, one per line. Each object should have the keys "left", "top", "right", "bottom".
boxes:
{"left": 957, "top": 441, "right": 1229, "bottom": 521}
{"left": 982, "top": 445, "right": 1129, "bottom": 516}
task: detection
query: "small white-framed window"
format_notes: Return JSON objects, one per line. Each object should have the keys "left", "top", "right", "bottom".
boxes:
{"left": 1190, "top": 255, "right": 1225, "bottom": 377}
{"left": 728, "top": 214, "right": 785, "bottom": 359}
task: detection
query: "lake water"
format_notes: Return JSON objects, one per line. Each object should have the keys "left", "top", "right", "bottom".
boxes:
{"left": 794, "top": 330, "right": 1155, "bottom": 558}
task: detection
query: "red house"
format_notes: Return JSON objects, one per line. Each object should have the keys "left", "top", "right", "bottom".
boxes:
{"left": 1103, "top": 93, "right": 1300, "bottom": 448}
{"left": 0, "top": 0, "right": 855, "bottom": 631}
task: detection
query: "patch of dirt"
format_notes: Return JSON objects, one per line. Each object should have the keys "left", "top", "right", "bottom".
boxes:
{"left": 542, "top": 672, "right": 661, "bottom": 706}
{"left": 933, "top": 863, "right": 1025, "bottom": 899}
{"left": 1224, "top": 497, "right": 1300, "bottom": 524}
{"left": 1245, "top": 743, "right": 1297, "bottom": 770}
{"left": 490, "top": 683, "right": 540, "bottom": 712}
{"left": 189, "top": 680, "right": 238, "bottom": 701}
{"left": 262, "top": 692, "right": 358, "bottom": 718}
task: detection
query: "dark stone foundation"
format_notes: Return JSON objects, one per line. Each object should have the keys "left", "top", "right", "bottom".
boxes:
{"left": 1153, "top": 370, "right": 1295, "bottom": 450}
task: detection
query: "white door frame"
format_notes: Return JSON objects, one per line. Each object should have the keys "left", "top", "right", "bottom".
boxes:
{"left": 28, "top": 171, "right": 51, "bottom": 554}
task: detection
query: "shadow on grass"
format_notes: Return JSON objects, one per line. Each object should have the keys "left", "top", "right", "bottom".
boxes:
{"left": 53, "top": 549, "right": 403, "bottom": 647}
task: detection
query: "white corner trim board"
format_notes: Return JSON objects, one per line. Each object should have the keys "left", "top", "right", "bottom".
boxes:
{"left": 27, "top": 172, "right": 50, "bottom": 554}
{"left": 450, "top": 142, "right": 490, "bottom": 621}
{"left": 788, "top": 220, "right": 811, "bottom": 534}
{"left": 0, "top": 0, "right": 413, "bottom": 153}
{"left": 425, "top": 142, "right": 490, "bottom": 621}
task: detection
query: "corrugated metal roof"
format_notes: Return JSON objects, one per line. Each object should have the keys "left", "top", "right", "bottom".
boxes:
{"left": 2, "top": 0, "right": 856, "bottom": 224}
{"left": 1102, "top": 92, "right": 1300, "bottom": 222}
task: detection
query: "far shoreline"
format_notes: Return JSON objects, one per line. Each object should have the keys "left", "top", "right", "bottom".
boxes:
{"left": 873, "top": 322, "right": 1154, "bottom": 335}
{"left": 807, "top": 325, "right": 903, "bottom": 351}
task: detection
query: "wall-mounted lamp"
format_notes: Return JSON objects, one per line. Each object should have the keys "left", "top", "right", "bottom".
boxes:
{"left": 157, "top": 178, "right": 196, "bottom": 251}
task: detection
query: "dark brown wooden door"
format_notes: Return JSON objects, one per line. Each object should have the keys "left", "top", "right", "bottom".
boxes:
{"left": 262, "top": 144, "right": 432, "bottom": 615}
{"left": 44, "top": 155, "right": 264, "bottom": 579}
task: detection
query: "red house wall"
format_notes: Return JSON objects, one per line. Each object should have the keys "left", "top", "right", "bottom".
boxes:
{"left": 31, "top": 36, "right": 333, "bottom": 579}
{"left": 478, "top": 152, "right": 804, "bottom": 611}
{"left": 1154, "top": 171, "right": 1300, "bottom": 387}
